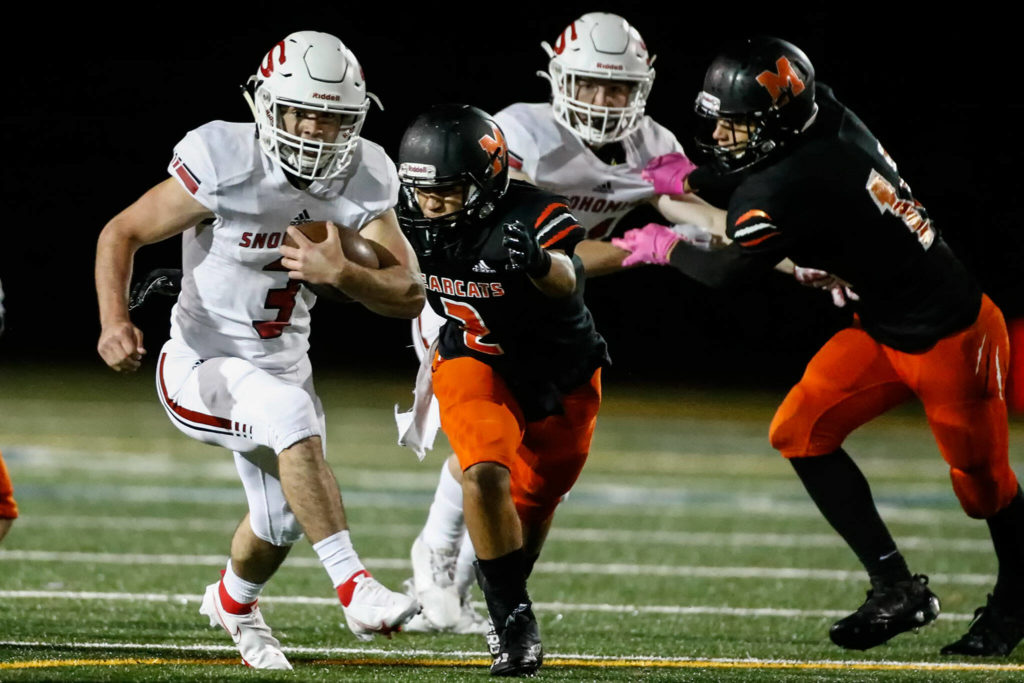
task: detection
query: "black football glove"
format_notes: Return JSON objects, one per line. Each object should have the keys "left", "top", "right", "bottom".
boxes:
{"left": 129, "top": 268, "right": 183, "bottom": 311}
{"left": 502, "top": 220, "right": 552, "bottom": 277}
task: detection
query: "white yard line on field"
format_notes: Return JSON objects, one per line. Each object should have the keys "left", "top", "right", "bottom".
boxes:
{"left": 10, "top": 515, "right": 993, "bottom": 550}
{"left": 0, "top": 548, "right": 996, "bottom": 585}
{"left": 0, "top": 590, "right": 977, "bottom": 621}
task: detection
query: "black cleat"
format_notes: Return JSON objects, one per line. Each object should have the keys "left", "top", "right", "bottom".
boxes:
{"left": 941, "top": 595, "right": 1024, "bottom": 656}
{"left": 829, "top": 574, "right": 940, "bottom": 650}
{"left": 490, "top": 602, "right": 543, "bottom": 677}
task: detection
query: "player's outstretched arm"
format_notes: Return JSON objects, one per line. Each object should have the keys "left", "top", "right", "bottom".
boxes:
{"left": 283, "top": 210, "right": 425, "bottom": 319}
{"left": 574, "top": 239, "right": 634, "bottom": 278}
{"left": 96, "top": 178, "right": 213, "bottom": 372}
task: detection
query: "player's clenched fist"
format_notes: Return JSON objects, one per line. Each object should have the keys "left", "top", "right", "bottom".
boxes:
{"left": 502, "top": 220, "right": 551, "bottom": 277}
{"left": 97, "top": 321, "right": 146, "bottom": 372}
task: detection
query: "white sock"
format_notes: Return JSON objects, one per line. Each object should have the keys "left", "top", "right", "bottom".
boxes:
{"left": 421, "top": 459, "right": 465, "bottom": 551}
{"left": 313, "top": 530, "right": 365, "bottom": 588}
{"left": 454, "top": 528, "right": 477, "bottom": 597}
{"left": 222, "top": 559, "right": 264, "bottom": 605}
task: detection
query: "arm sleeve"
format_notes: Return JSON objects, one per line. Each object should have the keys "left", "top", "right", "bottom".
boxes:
{"left": 667, "top": 241, "right": 781, "bottom": 289}
{"left": 168, "top": 129, "right": 220, "bottom": 213}
{"left": 533, "top": 202, "right": 585, "bottom": 256}
{"left": 669, "top": 203, "right": 791, "bottom": 288}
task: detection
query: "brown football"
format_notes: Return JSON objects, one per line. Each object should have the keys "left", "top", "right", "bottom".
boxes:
{"left": 286, "top": 221, "right": 381, "bottom": 302}
{"left": 284, "top": 221, "right": 380, "bottom": 269}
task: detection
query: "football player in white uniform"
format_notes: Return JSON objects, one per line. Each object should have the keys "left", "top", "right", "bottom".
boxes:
{"left": 96, "top": 31, "right": 424, "bottom": 669}
{"left": 398, "top": 12, "right": 727, "bottom": 635}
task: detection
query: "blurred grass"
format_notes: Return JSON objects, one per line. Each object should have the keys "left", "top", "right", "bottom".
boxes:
{"left": 1, "top": 362, "right": 1023, "bottom": 680}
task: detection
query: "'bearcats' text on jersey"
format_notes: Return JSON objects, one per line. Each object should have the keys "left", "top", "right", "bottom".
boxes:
{"left": 415, "top": 181, "right": 610, "bottom": 419}
{"left": 673, "top": 84, "right": 981, "bottom": 352}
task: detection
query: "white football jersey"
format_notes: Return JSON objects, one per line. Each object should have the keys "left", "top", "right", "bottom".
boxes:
{"left": 494, "top": 103, "right": 683, "bottom": 240}
{"left": 168, "top": 121, "right": 398, "bottom": 371}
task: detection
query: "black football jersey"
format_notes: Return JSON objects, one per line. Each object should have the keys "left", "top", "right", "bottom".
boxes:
{"left": 717, "top": 84, "right": 981, "bottom": 351}
{"left": 416, "top": 181, "right": 610, "bottom": 419}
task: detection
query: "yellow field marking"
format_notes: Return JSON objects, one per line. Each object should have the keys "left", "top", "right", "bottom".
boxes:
{"left": 3, "top": 655, "right": 1024, "bottom": 673}
{"left": 0, "top": 657, "right": 237, "bottom": 669}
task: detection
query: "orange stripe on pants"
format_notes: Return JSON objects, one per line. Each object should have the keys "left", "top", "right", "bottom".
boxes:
{"left": 0, "top": 450, "right": 18, "bottom": 519}
{"left": 432, "top": 354, "right": 601, "bottom": 524}
{"left": 770, "top": 295, "right": 1017, "bottom": 518}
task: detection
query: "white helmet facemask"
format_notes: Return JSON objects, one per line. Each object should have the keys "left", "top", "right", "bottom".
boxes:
{"left": 247, "top": 31, "right": 378, "bottom": 181}
{"left": 539, "top": 13, "right": 655, "bottom": 146}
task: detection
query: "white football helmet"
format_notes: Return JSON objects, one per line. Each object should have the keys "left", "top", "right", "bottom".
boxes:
{"left": 248, "top": 31, "right": 372, "bottom": 180}
{"left": 540, "top": 13, "right": 655, "bottom": 145}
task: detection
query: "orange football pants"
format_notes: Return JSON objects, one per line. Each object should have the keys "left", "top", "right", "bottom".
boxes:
{"left": 770, "top": 295, "right": 1017, "bottom": 518}
{"left": 0, "top": 449, "right": 18, "bottom": 519}
{"left": 432, "top": 354, "right": 601, "bottom": 524}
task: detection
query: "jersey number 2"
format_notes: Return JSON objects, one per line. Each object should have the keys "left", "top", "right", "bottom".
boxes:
{"left": 441, "top": 298, "right": 503, "bottom": 355}
{"left": 253, "top": 258, "right": 299, "bottom": 340}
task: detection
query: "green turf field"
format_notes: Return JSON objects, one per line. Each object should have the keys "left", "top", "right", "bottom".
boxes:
{"left": 2, "top": 363, "right": 1023, "bottom": 681}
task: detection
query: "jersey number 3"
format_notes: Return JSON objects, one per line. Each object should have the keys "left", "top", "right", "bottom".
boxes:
{"left": 253, "top": 257, "right": 299, "bottom": 340}
{"left": 441, "top": 298, "right": 503, "bottom": 355}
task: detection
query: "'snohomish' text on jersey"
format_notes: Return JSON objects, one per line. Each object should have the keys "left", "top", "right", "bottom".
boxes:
{"left": 495, "top": 103, "right": 682, "bottom": 240}
{"left": 670, "top": 84, "right": 980, "bottom": 352}
{"left": 168, "top": 121, "right": 398, "bottom": 370}
{"left": 416, "top": 181, "right": 610, "bottom": 419}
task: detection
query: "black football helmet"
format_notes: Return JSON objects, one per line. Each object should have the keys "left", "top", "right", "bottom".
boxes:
{"left": 694, "top": 36, "right": 818, "bottom": 173}
{"left": 396, "top": 104, "right": 510, "bottom": 257}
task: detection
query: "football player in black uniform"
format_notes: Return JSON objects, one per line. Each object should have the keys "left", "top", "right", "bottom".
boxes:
{"left": 615, "top": 37, "right": 1024, "bottom": 656}
{"left": 396, "top": 104, "right": 609, "bottom": 676}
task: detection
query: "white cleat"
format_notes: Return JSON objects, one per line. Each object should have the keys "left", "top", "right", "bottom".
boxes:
{"left": 411, "top": 534, "right": 462, "bottom": 629}
{"left": 453, "top": 596, "right": 491, "bottom": 635}
{"left": 402, "top": 578, "right": 490, "bottom": 635}
{"left": 199, "top": 581, "right": 292, "bottom": 670}
{"left": 343, "top": 571, "right": 420, "bottom": 641}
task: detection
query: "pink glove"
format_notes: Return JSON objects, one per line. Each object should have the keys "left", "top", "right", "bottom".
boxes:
{"left": 641, "top": 152, "right": 697, "bottom": 196}
{"left": 612, "top": 224, "right": 684, "bottom": 267}
{"left": 793, "top": 266, "right": 860, "bottom": 308}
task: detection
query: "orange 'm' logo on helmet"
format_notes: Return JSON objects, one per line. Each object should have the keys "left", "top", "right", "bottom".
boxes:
{"left": 755, "top": 57, "right": 806, "bottom": 104}
{"left": 478, "top": 125, "right": 508, "bottom": 176}
{"left": 260, "top": 41, "right": 287, "bottom": 78}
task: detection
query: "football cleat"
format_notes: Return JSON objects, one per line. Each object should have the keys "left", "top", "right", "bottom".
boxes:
{"left": 941, "top": 594, "right": 1024, "bottom": 656}
{"left": 402, "top": 578, "right": 491, "bottom": 635}
{"left": 198, "top": 581, "right": 292, "bottom": 670}
{"left": 829, "top": 574, "right": 941, "bottom": 650}
{"left": 342, "top": 571, "right": 420, "bottom": 641}
{"left": 411, "top": 533, "right": 463, "bottom": 629}
{"left": 490, "top": 602, "right": 543, "bottom": 677}
{"left": 455, "top": 593, "right": 492, "bottom": 635}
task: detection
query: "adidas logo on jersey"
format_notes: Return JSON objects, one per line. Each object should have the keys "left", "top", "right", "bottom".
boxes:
{"left": 591, "top": 181, "right": 613, "bottom": 194}
{"left": 471, "top": 260, "right": 496, "bottom": 273}
{"left": 289, "top": 210, "right": 312, "bottom": 225}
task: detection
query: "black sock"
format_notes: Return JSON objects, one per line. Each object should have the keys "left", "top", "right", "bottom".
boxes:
{"left": 524, "top": 553, "right": 540, "bottom": 580}
{"left": 791, "top": 449, "right": 912, "bottom": 585}
{"left": 475, "top": 549, "right": 529, "bottom": 629}
{"left": 987, "top": 485, "right": 1024, "bottom": 608}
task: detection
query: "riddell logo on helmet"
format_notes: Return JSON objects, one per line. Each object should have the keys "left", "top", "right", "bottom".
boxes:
{"left": 312, "top": 93, "right": 341, "bottom": 101}
{"left": 596, "top": 63, "right": 624, "bottom": 70}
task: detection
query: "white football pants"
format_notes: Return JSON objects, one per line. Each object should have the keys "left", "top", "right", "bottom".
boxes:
{"left": 156, "top": 337, "right": 326, "bottom": 545}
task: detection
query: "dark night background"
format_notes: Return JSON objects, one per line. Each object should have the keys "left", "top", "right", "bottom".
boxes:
{"left": 1, "top": 5, "right": 1020, "bottom": 392}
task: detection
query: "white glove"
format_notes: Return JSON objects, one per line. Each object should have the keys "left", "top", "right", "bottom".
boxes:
{"left": 793, "top": 266, "right": 860, "bottom": 308}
